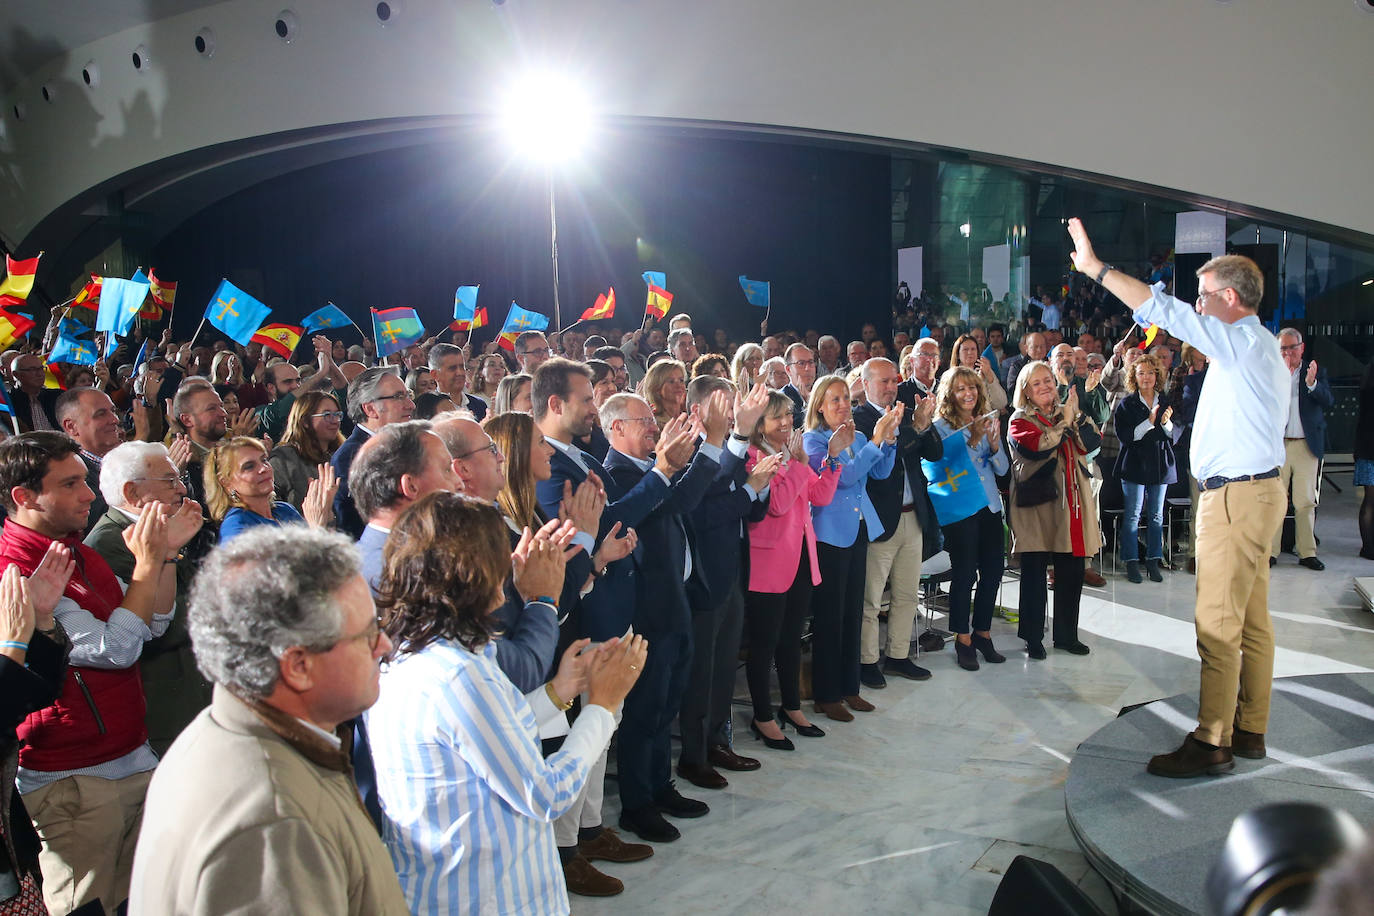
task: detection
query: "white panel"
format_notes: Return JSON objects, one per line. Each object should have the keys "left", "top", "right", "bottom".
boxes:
{"left": 1175, "top": 211, "right": 1227, "bottom": 257}
{"left": 982, "top": 244, "right": 1010, "bottom": 303}
{"left": 897, "top": 246, "right": 923, "bottom": 302}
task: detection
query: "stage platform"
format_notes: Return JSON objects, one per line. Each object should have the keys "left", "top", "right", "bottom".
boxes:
{"left": 1065, "top": 672, "right": 1374, "bottom": 915}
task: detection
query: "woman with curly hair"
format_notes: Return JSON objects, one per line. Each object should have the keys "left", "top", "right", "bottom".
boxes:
{"left": 641, "top": 359, "right": 687, "bottom": 426}
{"left": 471, "top": 353, "right": 508, "bottom": 408}
{"left": 364, "top": 492, "right": 647, "bottom": 915}
{"left": 690, "top": 353, "right": 731, "bottom": 380}
{"left": 269, "top": 390, "right": 345, "bottom": 512}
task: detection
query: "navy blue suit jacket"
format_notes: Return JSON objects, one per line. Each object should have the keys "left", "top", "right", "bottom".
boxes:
{"left": 689, "top": 442, "right": 765, "bottom": 609}
{"left": 1295, "top": 360, "right": 1333, "bottom": 460}
{"left": 601, "top": 447, "right": 719, "bottom": 636}
{"left": 853, "top": 401, "right": 943, "bottom": 555}
{"left": 330, "top": 425, "right": 371, "bottom": 538}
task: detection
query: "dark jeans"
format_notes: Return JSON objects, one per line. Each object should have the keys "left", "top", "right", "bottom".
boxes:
{"left": 745, "top": 553, "right": 812, "bottom": 721}
{"left": 679, "top": 583, "right": 745, "bottom": 764}
{"left": 618, "top": 630, "right": 692, "bottom": 811}
{"left": 942, "top": 508, "right": 1004, "bottom": 635}
{"left": 811, "top": 524, "right": 868, "bottom": 703}
{"left": 1017, "top": 552, "right": 1085, "bottom": 646}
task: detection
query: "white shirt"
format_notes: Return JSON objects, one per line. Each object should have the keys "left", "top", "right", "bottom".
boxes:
{"left": 1284, "top": 368, "right": 1312, "bottom": 439}
{"left": 1135, "top": 283, "right": 1286, "bottom": 480}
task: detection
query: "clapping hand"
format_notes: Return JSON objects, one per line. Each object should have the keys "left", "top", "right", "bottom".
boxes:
{"left": 512, "top": 523, "right": 570, "bottom": 602}
{"left": 910, "top": 391, "right": 936, "bottom": 430}
{"left": 549, "top": 638, "right": 594, "bottom": 706}
{"left": 733, "top": 382, "right": 769, "bottom": 438}
{"left": 230, "top": 408, "right": 261, "bottom": 439}
{"left": 303, "top": 464, "right": 338, "bottom": 528}
{"left": 1159, "top": 406, "right": 1174, "bottom": 426}
{"left": 586, "top": 634, "right": 650, "bottom": 711}
{"left": 123, "top": 503, "right": 170, "bottom": 570}
{"left": 747, "top": 451, "right": 784, "bottom": 491}
{"left": 787, "top": 429, "right": 807, "bottom": 463}
{"left": 165, "top": 498, "right": 206, "bottom": 551}
{"left": 827, "top": 420, "right": 857, "bottom": 457}
{"left": 1306, "top": 360, "right": 1319, "bottom": 388}
{"left": 558, "top": 478, "right": 606, "bottom": 536}
{"left": 167, "top": 435, "right": 192, "bottom": 474}
{"left": 27, "top": 543, "right": 74, "bottom": 623}
{"left": 0, "top": 565, "right": 36, "bottom": 651}
{"left": 874, "top": 401, "right": 905, "bottom": 445}
{"left": 593, "top": 522, "right": 638, "bottom": 570}
{"left": 1085, "top": 368, "right": 1102, "bottom": 392}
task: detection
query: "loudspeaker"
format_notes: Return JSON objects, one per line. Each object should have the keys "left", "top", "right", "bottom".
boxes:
{"left": 1231, "top": 243, "right": 1280, "bottom": 321}
{"left": 988, "top": 855, "right": 1106, "bottom": 916}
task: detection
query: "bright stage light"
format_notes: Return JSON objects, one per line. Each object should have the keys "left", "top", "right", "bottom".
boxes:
{"left": 501, "top": 71, "right": 592, "bottom": 164}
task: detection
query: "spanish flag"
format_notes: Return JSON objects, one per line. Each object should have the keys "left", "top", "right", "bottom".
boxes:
{"left": 0, "top": 308, "right": 35, "bottom": 350}
{"left": 251, "top": 323, "right": 305, "bottom": 359}
{"left": 0, "top": 254, "right": 40, "bottom": 309}
{"left": 450, "top": 307, "right": 488, "bottom": 332}
{"left": 148, "top": 268, "right": 176, "bottom": 309}
{"left": 645, "top": 284, "right": 673, "bottom": 320}
{"left": 582, "top": 287, "right": 615, "bottom": 321}
{"left": 71, "top": 275, "right": 102, "bottom": 312}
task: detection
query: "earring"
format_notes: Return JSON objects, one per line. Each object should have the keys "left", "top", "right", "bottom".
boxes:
{"left": 230, "top": 489, "right": 240, "bottom": 502}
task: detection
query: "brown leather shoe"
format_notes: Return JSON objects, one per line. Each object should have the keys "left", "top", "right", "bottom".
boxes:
{"left": 1082, "top": 567, "right": 1106, "bottom": 587}
{"left": 843, "top": 694, "right": 876, "bottom": 713}
{"left": 814, "top": 701, "right": 854, "bottom": 722}
{"left": 579, "top": 827, "right": 653, "bottom": 864}
{"left": 675, "top": 762, "right": 728, "bottom": 790}
{"left": 708, "top": 744, "right": 761, "bottom": 772}
{"left": 562, "top": 854, "right": 624, "bottom": 897}
{"left": 1147, "top": 732, "right": 1234, "bottom": 778}
{"left": 1230, "top": 727, "right": 1266, "bottom": 760}
{"left": 1186, "top": 557, "right": 1196, "bottom": 574}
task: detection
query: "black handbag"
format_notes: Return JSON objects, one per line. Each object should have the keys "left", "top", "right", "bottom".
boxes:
{"left": 1014, "top": 454, "right": 1060, "bottom": 507}
{"left": 1076, "top": 417, "right": 1103, "bottom": 455}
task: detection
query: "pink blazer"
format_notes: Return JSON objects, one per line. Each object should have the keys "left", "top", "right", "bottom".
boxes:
{"left": 746, "top": 446, "right": 841, "bottom": 593}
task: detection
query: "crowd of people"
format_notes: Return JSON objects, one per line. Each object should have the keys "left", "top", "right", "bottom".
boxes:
{"left": 0, "top": 223, "right": 1341, "bottom": 914}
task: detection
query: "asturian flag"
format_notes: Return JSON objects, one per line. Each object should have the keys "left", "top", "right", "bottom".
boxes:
{"left": 920, "top": 429, "right": 989, "bottom": 526}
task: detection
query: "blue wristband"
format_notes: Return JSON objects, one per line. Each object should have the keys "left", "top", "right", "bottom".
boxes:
{"left": 1, "top": 640, "right": 28, "bottom": 652}
{"left": 531, "top": 595, "right": 559, "bottom": 609}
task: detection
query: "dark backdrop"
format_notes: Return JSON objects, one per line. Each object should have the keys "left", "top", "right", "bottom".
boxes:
{"left": 151, "top": 131, "right": 892, "bottom": 346}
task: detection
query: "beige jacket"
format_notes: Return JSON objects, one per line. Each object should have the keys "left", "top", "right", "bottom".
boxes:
{"left": 129, "top": 686, "right": 408, "bottom": 916}
{"left": 1007, "top": 408, "right": 1102, "bottom": 557}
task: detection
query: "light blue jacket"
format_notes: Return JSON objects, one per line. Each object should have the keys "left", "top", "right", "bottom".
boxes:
{"left": 804, "top": 426, "right": 897, "bottom": 548}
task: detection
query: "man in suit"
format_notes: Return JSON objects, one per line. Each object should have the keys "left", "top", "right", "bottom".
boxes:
{"left": 855, "top": 358, "right": 942, "bottom": 687}
{"left": 1273, "top": 328, "right": 1333, "bottom": 570}
{"left": 9, "top": 352, "right": 61, "bottom": 431}
{"left": 676, "top": 378, "right": 776, "bottom": 791}
{"left": 56, "top": 387, "right": 124, "bottom": 533}
{"left": 599, "top": 392, "right": 723, "bottom": 844}
{"left": 428, "top": 342, "right": 486, "bottom": 421}
{"left": 330, "top": 367, "right": 414, "bottom": 538}
{"left": 897, "top": 337, "right": 941, "bottom": 410}
{"left": 781, "top": 342, "right": 817, "bottom": 428}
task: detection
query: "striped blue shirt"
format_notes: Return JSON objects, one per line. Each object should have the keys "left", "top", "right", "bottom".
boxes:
{"left": 365, "top": 638, "right": 615, "bottom": 915}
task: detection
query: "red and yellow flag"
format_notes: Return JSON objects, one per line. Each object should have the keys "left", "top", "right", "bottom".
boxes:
{"left": 71, "top": 274, "right": 101, "bottom": 312}
{"left": 449, "top": 307, "right": 488, "bottom": 332}
{"left": 141, "top": 268, "right": 176, "bottom": 320}
{"left": 581, "top": 287, "right": 615, "bottom": 321}
{"left": 0, "top": 308, "right": 36, "bottom": 350}
{"left": 251, "top": 323, "right": 305, "bottom": 359}
{"left": 645, "top": 284, "right": 673, "bottom": 320}
{"left": 0, "top": 253, "right": 41, "bottom": 309}
{"left": 43, "top": 361, "right": 65, "bottom": 391}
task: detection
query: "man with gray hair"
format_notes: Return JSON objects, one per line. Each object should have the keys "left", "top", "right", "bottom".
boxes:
{"left": 815, "top": 335, "right": 842, "bottom": 376}
{"left": 330, "top": 366, "right": 415, "bottom": 538}
{"left": 668, "top": 327, "right": 699, "bottom": 366}
{"left": 428, "top": 342, "right": 486, "bottom": 421}
{"left": 1273, "top": 327, "right": 1332, "bottom": 571}
{"left": 129, "top": 527, "right": 408, "bottom": 914}
{"left": 85, "top": 441, "right": 214, "bottom": 754}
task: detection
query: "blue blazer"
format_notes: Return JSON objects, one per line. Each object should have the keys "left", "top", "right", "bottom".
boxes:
{"left": 330, "top": 425, "right": 372, "bottom": 538}
{"left": 690, "top": 443, "right": 766, "bottom": 610}
{"left": 803, "top": 427, "right": 896, "bottom": 548}
{"left": 1295, "top": 360, "right": 1334, "bottom": 460}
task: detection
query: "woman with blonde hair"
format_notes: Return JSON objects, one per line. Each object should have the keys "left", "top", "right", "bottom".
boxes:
{"left": 1008, "top": 361, "right": 1101, "bottom": 657}
{"left": 493, "top": 373, "right": 533, "bottom": 416}
{"left": 803, "top": 374, "right": 902, "bottom": 720}
{"left": 928, "top": 365, "right": 1008, "bottom": 670}
{"left": 732, "top": 343, "right": 765, "bottom": 393}
{"left": 269, "top": 390, "right": 345, "bottom": 511}
{"left": 641, "top": 358, "right": 688, "bottom": 426}
{"left": 1112, "top": 352, "right": 1176, "bottom": 584}
{"left": 205, "top": 436, "right": 337, "bottom": 542}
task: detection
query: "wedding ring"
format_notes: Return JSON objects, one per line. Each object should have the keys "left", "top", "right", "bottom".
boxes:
{"left": 629, "top": 664, "right": 639, "bottom": 671}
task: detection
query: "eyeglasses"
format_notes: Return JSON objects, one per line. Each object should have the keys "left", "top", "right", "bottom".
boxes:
{"left": 454, "top": 441, "right": 502, "bottom": 461}
{"left": 133, "top": 475, "right": 183, "bottom": 486}
{"left": 310, "top": 410, "right": 345, "bottom": 420}
{"left": 915, "top": 352, "right": 940, "bottom": 361}
{"left": 520, "top": 347, "right": 552, "bottom": 358}
{"left": 1196, "top": 287, "right": 1230, "bottom": 304}
{"left": 787, "top": 359, "right": 816, "bottom": 369}
{"left": 372, "top": 392, "right": 413, "bottom": 404}
{"left": 1279, "top": 343, "right": 1303, "bottom": 353}
{"left": 319, "top": 615, "right": 383, "bottom": 654}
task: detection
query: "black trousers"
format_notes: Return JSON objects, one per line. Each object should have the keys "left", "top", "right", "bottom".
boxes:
{"left": 618, "top": 629, "right": 691, "bottom": 811}
{"left": 941, "top": 508, "right": 1004, "bottom": 635}
{"left": 811, "top": 525, "right": 868, "bottom": 704}
{"left": 1017, "top": 552, "right": 1085, "bottom": 646}
{"left": 679, "top": 581, "right": 746, "bottom": 765}
{"left": 745, "top": 552, "right": 812, "bottom": 722}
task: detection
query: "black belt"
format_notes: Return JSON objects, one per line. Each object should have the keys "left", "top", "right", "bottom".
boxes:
{"left": 1199, "top": 468, "right": 1279, "bottom": 492}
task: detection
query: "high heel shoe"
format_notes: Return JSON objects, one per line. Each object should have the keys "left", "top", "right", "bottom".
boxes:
{"left": 970, "top": 633, "right": 1005, "bottom": 663}
{"left": 955, "top": 639, "right": 980, "bottom": 671}
{"left": 749, "top": 719, "right": 795, "bottom": 751}
{"left": 777, "top": 705, "right": 825, "bottom": 738}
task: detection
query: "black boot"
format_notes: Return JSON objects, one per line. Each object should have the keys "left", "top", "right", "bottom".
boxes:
{"left": 1125, "top": 560, "right": 1142, "bottom": 584}
{"left": 1145, "top": 559, "right": 1163, "bottom": 582}
{"left": 954, "top": 639, "right": 979, "bottom": 671}
{"left": 970, "top": 633, "right": 1005, "bottom": 663}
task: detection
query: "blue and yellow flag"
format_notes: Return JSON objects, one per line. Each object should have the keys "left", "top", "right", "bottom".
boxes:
{"left": 497, "top": 303, "right": 550, "bottom": 351}
{"left": 302, "top": 303, "right": 351, "bottom": 333}
{"left": 642, "top": 270, "right": 666, "bottom": 289}
{"left": 95, "top": 277, "right": 150, "bottom": 337}
{"left": 371, "top": 307, "right": 425, "bottom": 357}
{"left": 452, "top": 286, "right": 481, "bottom": 329}
{"left": 205, "top": 279, "right": 272, "bottom": 346}
{"left": 738, "top": 275, "right": 771, "bottom": 309}
{"left": 920, "top": 429, "right": 989, "bottom": 526}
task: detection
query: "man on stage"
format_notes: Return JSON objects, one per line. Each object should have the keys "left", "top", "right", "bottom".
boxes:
{"left": 1067, "top": 218, "right": 1287, "bottom": 779}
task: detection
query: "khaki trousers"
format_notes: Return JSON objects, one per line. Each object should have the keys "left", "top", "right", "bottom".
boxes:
{"left": 1193, "top": 476, "right": 1286, "bottom": 746}
{"left": 553, "top": 702, "right": 619, "bottom": 848}
{"left": 23, "top": 769, "right": 152, "bottom": 916}
{"left": 1272, "top": 439, "right": 1319, "bottom": 559}
{"left": 861, "top": 510, "right": 923, "bottom": 664}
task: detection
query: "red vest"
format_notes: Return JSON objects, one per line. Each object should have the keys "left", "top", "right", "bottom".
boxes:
{"left": 1, "top": 520, "right": 149, "bottom": 770}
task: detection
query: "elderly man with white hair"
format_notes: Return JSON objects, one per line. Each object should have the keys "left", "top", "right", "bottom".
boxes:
{"left": 84, "top": 441, "right": 215, "bottom": 754}
{"left": 129, "top": 527, "right": 409, "bottom": 915}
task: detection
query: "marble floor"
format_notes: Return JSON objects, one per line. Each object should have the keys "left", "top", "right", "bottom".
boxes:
{"left": 575, "top": 477, "right": 1374, "bottom": 916}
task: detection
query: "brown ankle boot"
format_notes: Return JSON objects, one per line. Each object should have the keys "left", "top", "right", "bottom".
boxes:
{"left": 562, "top": 854, "right": 624, "bottom": 897}
{"left": 1230, "top": 727, "right": 1266, "bottom": 760}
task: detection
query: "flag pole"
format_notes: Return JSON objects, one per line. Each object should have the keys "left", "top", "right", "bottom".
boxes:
{"left": 548, "top": 166, "right": 562, "bottom": 332}
{"left": 186, "top": 314, "right": 208, "bottom": 351}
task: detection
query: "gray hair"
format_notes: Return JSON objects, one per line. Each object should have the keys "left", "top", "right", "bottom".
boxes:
{"left": 599, "top": 392, "right": 648, "bottom": 427}
{"left": 99, "top": 441, "right": 171, "bottom": 509}
{"left": 817, "top": 335, "right": 839, "bottom": 349}
{"left": 347, "top": 344, "right": 365, "bottom": 361}
{"left": 427, "top": 342, "right": 463, "bottom": 371}
{"left": 667, "top": 328, "right": 694, "bottom": 351}
{"left": 189, "top": 527, "right": 360, "bottom": 697}
{"left": 346, "top": 366, "right": 401, "bottom": 424}
{"left": 349, "top": 420, "right": 435, "bottom": 520}
{"left": 1277, "top": 327, "right": 1302, "bottom": 344}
